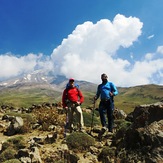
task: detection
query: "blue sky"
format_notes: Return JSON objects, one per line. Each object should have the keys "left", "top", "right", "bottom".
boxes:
{"left": 0, "top": 0, "right": 163, "bottom": 87}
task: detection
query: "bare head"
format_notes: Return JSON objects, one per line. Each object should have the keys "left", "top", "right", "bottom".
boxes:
{"left": 101, "top": 73, "right": 108, "bottom": 83}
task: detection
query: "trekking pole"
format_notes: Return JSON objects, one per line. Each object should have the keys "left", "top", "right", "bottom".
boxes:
{"left": 64, "top": 111, "right": 69, "bottom": 138}
{"left": 90, "top": 100, "right": 96, "bottom": 134}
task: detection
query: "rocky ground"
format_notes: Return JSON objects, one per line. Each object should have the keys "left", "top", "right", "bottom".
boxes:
{"left": 0, "top": 102, "right": 163, "bottom": 163}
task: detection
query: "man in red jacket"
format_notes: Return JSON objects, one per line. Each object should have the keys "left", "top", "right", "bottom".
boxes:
{"left": 62, "top": 78, "right": 84, "bottom": 132}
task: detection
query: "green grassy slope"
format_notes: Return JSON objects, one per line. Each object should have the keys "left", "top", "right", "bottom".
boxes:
{"left": 0, "top": 87, "right": 61, "bottom": 107}
{"left": 0, "top": 84, "right": 162, "bottom": 114}
{"left": 114, "top": 84, "right": 163, "bottom": 113}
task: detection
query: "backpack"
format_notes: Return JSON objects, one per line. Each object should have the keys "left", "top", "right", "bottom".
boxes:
{"left": 65, "top": 83, "right": 80, "bottom": 104}
{"left": 66, "top": 83, "right": 79, "bottom": 89}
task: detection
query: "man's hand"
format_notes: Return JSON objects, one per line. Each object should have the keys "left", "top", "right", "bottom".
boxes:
{"left": 64, "top": 106, "right": 68, "bottom": 110}
{"left": 110, "top": 92, "right": 114, "bottom": 96}
{"left": 76, "top": 101, "right": 81, "bottom": 106}
{"left": 92, "top": 96, "right": 97, "bottom": 104}
{"left": 94, "top": 96, "right": 97, "bottom": 101}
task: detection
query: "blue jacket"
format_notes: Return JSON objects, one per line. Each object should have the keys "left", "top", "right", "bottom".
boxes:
{"left": 96, "top": 81, "right": 118, "bottom": 100}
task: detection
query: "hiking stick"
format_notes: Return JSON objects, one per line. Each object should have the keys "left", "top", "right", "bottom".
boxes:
{"left": 90, "top": 100, "right": 96, "bottom": 134}
{"left": 64, "top": 112, "right": 69, "bottom": 138}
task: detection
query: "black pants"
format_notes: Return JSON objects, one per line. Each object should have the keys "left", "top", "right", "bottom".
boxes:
{"left": 99, "top": 99, "right": 114, "bottom": 132}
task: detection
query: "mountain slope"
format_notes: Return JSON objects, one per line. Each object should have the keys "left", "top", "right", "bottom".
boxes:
{"left": 0, "top": 72, "right": 162, "bottom": 113}
{"left": 0, "top": 72, "right": 97, "bottom": 108}
{"left": 115, "top": 84, "right": 163, "bottom": 113}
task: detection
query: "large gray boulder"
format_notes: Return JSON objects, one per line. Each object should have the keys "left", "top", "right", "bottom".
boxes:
{"left": 5, "top": 116, "right": 24, "bottom": 136}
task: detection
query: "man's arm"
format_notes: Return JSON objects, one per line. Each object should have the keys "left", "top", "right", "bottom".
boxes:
{"left": 110, "top": 82, "right": 118, "bottom": 96}
{"left": 94, "top": 85, "right": 101, "bottom": 100}
{"left": 62, "top": 89, "right": 67, "bottom": 108}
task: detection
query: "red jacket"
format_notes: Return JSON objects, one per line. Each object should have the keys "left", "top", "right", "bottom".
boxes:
{"left": 62, "top": 87, "right": 84, "bottom": 108}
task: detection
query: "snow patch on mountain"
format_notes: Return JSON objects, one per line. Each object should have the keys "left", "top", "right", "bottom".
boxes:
{"left": 0, "top": 70, "right": 66, "bottom": 88}
{"left": 0, "top": 70, "right": 97, "bottom": 93}
{"left": 13, "top": 80, "right": 19, "bottom": 84}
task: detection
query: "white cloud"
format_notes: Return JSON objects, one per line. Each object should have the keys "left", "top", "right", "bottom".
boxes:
{"left": 0, "top": 53, "right": 35, "bottom": 79}
{"left": 130, "top": 52, "right": 134, "bottom": 59}
{"left": 145, "top": 53, "right": 154, "bottom": 60}
{"left": 0, "top": 53, "right": 53, "bottom": 80}
{"left": 0, "top": 14, "right": 163, "bottom": 87}
{"left": 51, "top": 14, "right": 145, "bottom": 85}
{"left": 147, "top": 34, "right": 154, "bottom": 40}
{"left": 123, "top": 59, "right": 163, "bottom": 86}
{"left": 157, "top": 46, "right": 163, "bottom": 54}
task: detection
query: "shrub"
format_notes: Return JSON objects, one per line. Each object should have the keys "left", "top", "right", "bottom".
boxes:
{"left": 66, "top": 132, "right": 95, "bottom": 152}
{"left": 19, "top": 118, "right": 32, "bottom": 133}
{"left": 6, "top": 136, "right": 26, "bottom": 150}
{"left": 33, "top": 107, "right": 60, "bottom": 131}
{"left": 2, "top": 159, "right": 21, "bottom": 163}
{"left": 0, "top": 148, "right": 17, "bottom": 162}
{"left": 115, "top": 119, "right": 132, "bottom": 131}
{"left": 98, "top": 146, "right": 116, "bottom": 162}
{"left": 1, "top": 141, "right": 11, "bottom": 151}
{"left": 0, "top": 137, "right": 26, "bottom": 162}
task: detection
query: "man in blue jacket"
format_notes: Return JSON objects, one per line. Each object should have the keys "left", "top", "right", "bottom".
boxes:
{"left": 94, "top": 73, "right": 118, "bottom": 133}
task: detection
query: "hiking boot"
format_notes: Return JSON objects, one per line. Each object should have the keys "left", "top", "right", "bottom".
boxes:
{"left": 109, "top": 129, "right": 113, "bottom": 133}
{"left": 98, "top": 126, "right": 108, "bottom": 140}
{"left": 101, "top": 126, "right": 108, "bottom": 133}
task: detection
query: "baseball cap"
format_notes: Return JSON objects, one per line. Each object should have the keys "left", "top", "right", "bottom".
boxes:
{"left": 69, "top": 78, "right": 75, "bottom": 82}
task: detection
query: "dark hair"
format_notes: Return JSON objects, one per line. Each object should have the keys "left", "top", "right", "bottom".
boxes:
{"left": 101, "top": 73, "right": 108, "bottom": 78}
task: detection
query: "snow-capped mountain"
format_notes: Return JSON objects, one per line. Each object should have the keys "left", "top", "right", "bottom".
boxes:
{"left": 0, "top": 70, "right": 53, "bottom": 86}
{"left": 0, "top": 70, "right": 97, "bottom": 92}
